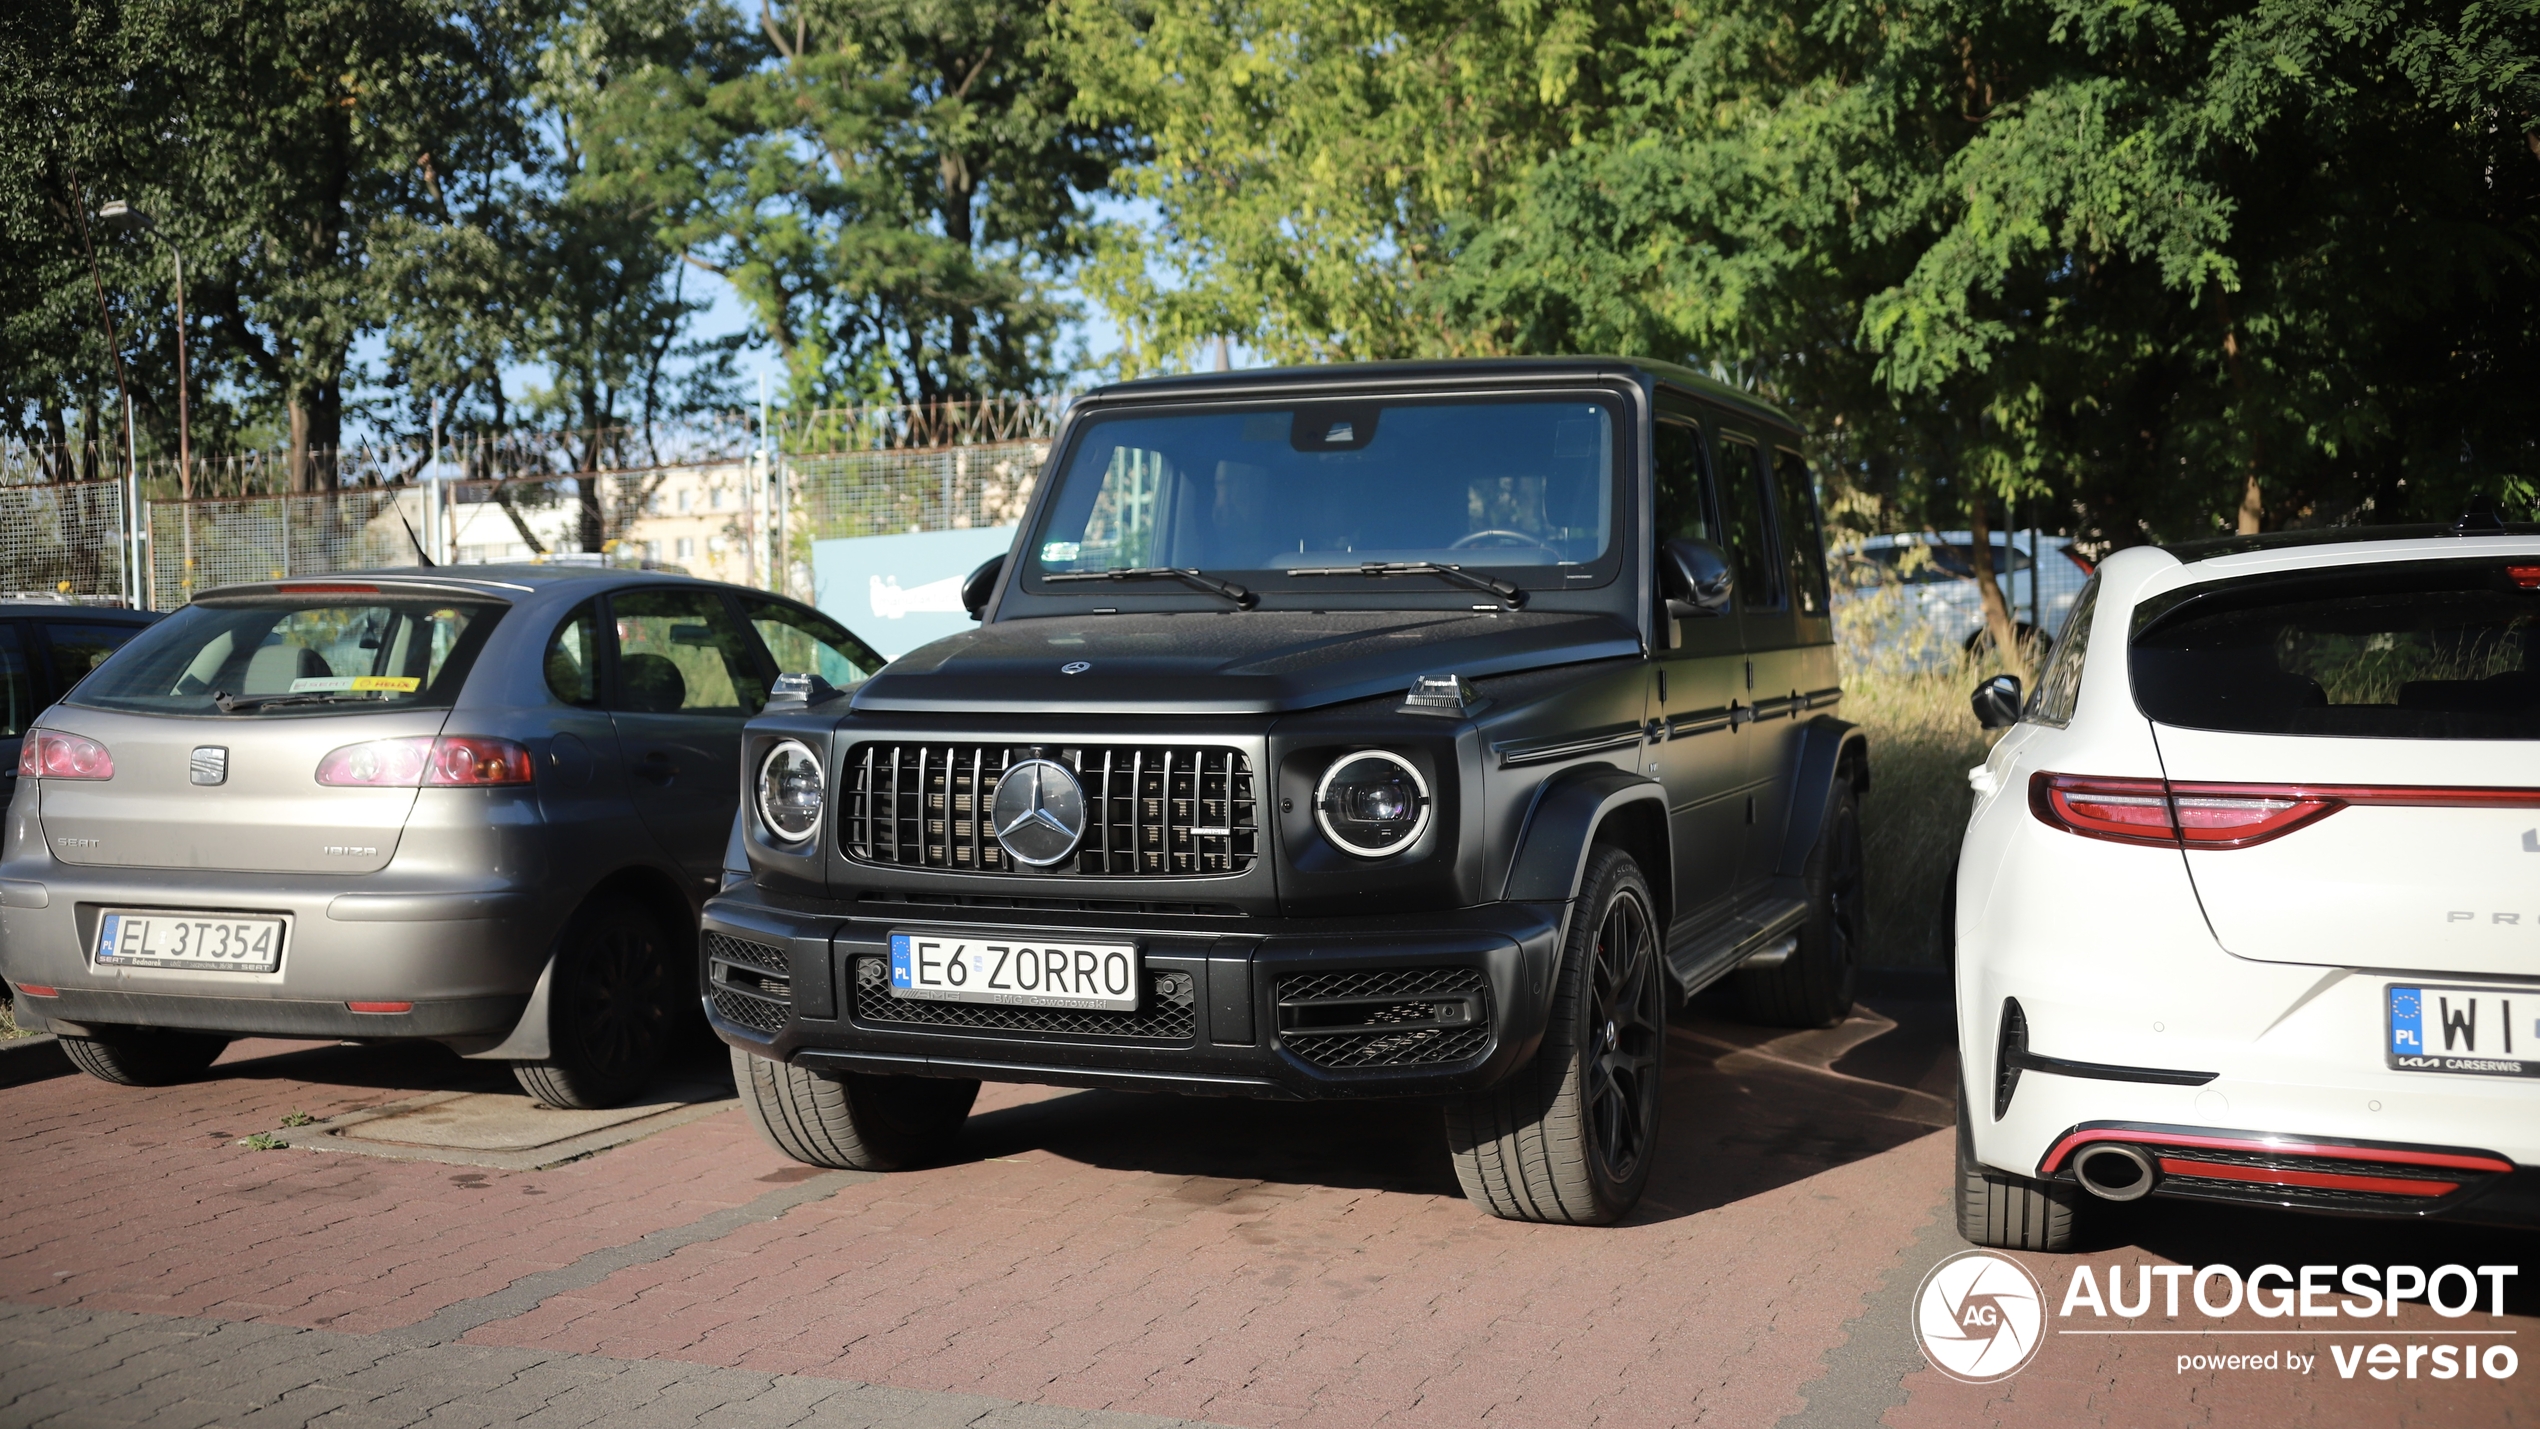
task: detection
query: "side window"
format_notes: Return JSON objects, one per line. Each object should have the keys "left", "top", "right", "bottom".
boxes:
{"left": 743, "top": 598, "right": 883, "bottom": 686}
{"left": 607, "top": 588, "right": 768, "bottom": 715}
{"left": 1717, "top": 439, "right": 1782, "bottom": 610}
{"left": 545, "top": 601, "right": 601, "bottom": 707}
{"left": 0, "top": 625, "right": 31, "bottom": 737}
{"left": 1652, "top": 421, "right": 1712, "bottom": 542}
{"left": 44, "top": 622, "right": 144, "bottom": 694}
{"left": 2026, "top": 574, "right": 2099, "bottom": 727}
{"left": 1771, "top": 448, "right": 1831, "bottom": 617}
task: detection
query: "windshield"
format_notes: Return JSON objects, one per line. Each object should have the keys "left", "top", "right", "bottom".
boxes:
{"left": 2131, "top": 560, "right": 2540, "bottom": 739}
{"left": 72, "top": 596, "right": 504, "bottom": 716}
{"left": 1027, "top": 397, "right": 1621, "bottom": 595}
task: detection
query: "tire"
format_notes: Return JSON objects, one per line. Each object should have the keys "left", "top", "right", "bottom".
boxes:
{"left": 1954, "top": 1078, "right": 2079, "bottom": 1251}
{"left": 59, "top": 1027, "right": 229, "bottom": 1087}
{"left": 1734, "top": 778, "right": 1863, "bottom": 1028}
{"left": 733, "top": 1046, "right": 978, "bottom": 1171}
{"left": 513, "top": 901, "right": 681, "bottom": 1110}
{"left": 1446, "top": 844, "right": 1666, "bottom": 1226}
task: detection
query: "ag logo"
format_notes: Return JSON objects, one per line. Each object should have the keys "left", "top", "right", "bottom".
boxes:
{"left": 1912, "top": 1250, "right": 2046, "bottom": 1383}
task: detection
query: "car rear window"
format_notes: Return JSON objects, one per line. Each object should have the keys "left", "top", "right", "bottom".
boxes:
{"left": 2131, "top": 559, "right": 2540, "bottom": 739}
{"left": 71, "top": 595, "right": 505, "bottom": 716}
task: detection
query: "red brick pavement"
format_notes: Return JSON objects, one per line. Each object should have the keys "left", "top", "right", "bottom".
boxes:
{"left": 1, "top": 1000, "right": 2531, "bottom": 1429}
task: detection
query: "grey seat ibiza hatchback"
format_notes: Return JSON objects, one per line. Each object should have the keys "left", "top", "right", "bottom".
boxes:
{"left": 0, "top": 566, "right": 881, "bottom": 1107}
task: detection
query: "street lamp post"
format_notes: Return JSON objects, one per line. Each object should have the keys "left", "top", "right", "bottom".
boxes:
{"left": 99, "top": 201, "right": 190, "bottom": 601}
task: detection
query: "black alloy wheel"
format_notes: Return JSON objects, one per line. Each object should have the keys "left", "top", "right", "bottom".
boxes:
{"left": 1584, "top": 878, "right": 1666, "bottom": 1188}
{"left": 514, "top": 903, "right": 676, "bottom": 1110}
{"left": 1447, "top": 845, "right": 1667, "bottom": 1225}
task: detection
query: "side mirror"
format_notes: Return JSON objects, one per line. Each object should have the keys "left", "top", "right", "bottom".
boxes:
{"left": 1972, "top": 674, "right": 2023, "bottom": 730}
{"left": 961, "top": 554, "right": 1005, "bottom": 620}
{"left": 1658, "top": 538, "right": 1733, "bottom": 617}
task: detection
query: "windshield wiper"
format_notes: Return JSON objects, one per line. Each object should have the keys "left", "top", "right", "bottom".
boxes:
{"left": 1042, "top": 567, "right": 1259, "bottom": 609}
{"left": 211, "top": 690, "right": 390, "bottom": 714}
{"left": 1285, "top": 561, "right": 1528, "bottom": 608}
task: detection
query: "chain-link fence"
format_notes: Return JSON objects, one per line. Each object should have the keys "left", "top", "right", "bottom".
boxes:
{"left": 0, "top": 480, "right": 132, "bottom": 603}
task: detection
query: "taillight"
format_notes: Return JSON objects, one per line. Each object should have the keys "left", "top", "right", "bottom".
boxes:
{"left": 316, "top": 736, "right": 534, "bottom": 788}
{"left": 2030, "top": 775, "right": 2180, "bottom": 847}
{"left": 2034, "top": 773, "right": 2540, "bottom": 850}
{"left": 18, "top": 732, "right": 113, "bottom": 780}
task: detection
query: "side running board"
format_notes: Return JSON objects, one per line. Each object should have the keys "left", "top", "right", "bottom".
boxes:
{"left": 1664, "top": 897, "right": 1811, "bottom": 1001}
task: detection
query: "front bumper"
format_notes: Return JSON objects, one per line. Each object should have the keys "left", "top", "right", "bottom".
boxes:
{"left": 700, "top": 882, "right": 1568, "bottom": 1099}
{"left": 0, "top": 864, "right": 553, "bottom": 1042}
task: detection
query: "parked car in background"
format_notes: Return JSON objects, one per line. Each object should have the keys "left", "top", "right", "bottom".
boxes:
{"left": 1833, "top": 531, "right": 2091, "bottom": 666}
{"left": 1955, "top": 522, "right": 2540, "bottom": 1249}
{"left": 703, "top": 356, "right": 1869, "bottom": 1227}
{"left": 0, "top": 601, "right": 161, "bottom": 809}
{"left": 0, "top": 567, "right": 881, "bottom": 1107}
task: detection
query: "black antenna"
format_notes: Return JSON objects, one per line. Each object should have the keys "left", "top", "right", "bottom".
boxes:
{"left": 396, "top": 503, "right": 437, "bottom": 566}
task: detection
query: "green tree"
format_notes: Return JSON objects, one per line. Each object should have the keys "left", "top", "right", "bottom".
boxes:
{"left": 589, "top": 0, "right": 1136, "bottom": 410}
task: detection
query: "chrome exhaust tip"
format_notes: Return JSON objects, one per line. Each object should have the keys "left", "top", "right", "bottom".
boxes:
{"left": 2073, "top": 1143, "right": 2158, "bottom": 1202}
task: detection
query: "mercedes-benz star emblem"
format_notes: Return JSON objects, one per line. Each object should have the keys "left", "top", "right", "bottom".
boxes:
{"left": 992, "top": 759, "right": 1088, "bottom": 868}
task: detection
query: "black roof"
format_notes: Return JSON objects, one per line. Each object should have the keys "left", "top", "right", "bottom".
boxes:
{"left": 2159, "top": 522, "right": 2540, "bottom": 563}
{"left": 1084, "top": 356, "right": 1802, "bottom": 433}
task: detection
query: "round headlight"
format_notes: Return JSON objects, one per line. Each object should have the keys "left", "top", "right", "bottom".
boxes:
{"left": 1315, "top": 750, "right": 1431, "bottom": 858}
{"left": 757, "top": 739, "right": 825, "bottom": 843}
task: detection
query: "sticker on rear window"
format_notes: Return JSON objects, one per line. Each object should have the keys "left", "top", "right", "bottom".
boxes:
{"left": 287, "top": 675, "right": 422, "bottom": 694}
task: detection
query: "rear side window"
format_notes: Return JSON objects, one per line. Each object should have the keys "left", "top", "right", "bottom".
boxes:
{"left": 545, "top": 602, "right": 601, "bottom": 707}
{"left": 70, "top": 598, "right": 503, "bottom": 716}
{"left": 1718, "top": 439, "right": 1782, "bottom": 610}
{"left": 1771, "top": 449, "right": 1830, "bottom": 616}
{"left": 2026, "top": 575, "right": 2099, "bottom": 727}
{"left": 2131, "top": 560, "right": 2540, "bottom": 738}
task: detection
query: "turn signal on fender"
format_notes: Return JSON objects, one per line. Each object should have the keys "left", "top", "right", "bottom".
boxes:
{"left": 316, "top": 736, "right": 534, "bottom": 788}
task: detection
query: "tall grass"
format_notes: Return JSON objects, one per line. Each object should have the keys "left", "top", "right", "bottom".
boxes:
{"left": 1836, "top": 584, "right": 2016, "bottom": 967}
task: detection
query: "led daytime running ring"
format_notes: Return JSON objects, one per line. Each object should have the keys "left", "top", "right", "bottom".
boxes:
{"left": 1314, "top": 749, "right": 1432, "bottom": 858}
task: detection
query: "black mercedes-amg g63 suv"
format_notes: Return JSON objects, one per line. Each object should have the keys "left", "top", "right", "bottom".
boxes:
{"left": 702, "top": 357, "right": 1867, "bottom": 1224}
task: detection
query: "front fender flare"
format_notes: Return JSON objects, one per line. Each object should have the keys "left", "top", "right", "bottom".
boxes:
{"left": 1501, "top": 765, "right": 1670, "bottom": 905}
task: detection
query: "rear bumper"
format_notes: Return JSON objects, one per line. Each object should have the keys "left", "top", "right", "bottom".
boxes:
{"left": 2035, "top": 1119, "right": 2540, "bottom": 1229}
{"left": 700, "top": 882, "right": 1568, "bottom": 1100}
{"left": 0, "top": 862, "right": 557, "bottom": 1039}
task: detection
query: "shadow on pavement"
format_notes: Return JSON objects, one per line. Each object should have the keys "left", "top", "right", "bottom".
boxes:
{"left": 2086, "top": 1196, "right": 2540, "bottom": 1316}
{"left": 204, "top": 1032, "right": 736, "bottom": 1102}
{"left": 958, "top": 969, "right": 1962, "bottom": 1222}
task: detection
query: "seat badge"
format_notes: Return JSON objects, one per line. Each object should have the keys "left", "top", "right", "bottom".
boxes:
{"left": 190, "top": 747, "right": 228, "bottom": 787}
{"left": 992, "top": 758, "right": 1088, "bottom": 867}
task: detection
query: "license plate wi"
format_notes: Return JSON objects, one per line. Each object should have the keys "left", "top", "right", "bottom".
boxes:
{"left": 94, "top": 911, "right": 286, "bottom": 973}
{"left": 2387, "top": 983, "right": 2538, "bottom": 1079}
{"left": 888, "top": 932, "right": 1140, "bottom": 1011}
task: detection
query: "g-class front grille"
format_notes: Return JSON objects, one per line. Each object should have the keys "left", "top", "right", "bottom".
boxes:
{"left": 1275, "top": 967, "right": 1492, "bottom": 1069}
{"left": 849, "top": 956, "right": 1197, "bottom": 1043}
{"left": 844, "top": 743, "right": 1258, "bottom": 877}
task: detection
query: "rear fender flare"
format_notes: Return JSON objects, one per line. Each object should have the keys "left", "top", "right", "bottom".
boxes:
{"left": 1775, "top": 718, "right": 1869, "bottom": 878}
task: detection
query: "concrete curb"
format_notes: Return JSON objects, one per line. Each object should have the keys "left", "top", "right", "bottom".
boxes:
{"left": 0, "top": 1032, "right": 69, "bottom": 1089}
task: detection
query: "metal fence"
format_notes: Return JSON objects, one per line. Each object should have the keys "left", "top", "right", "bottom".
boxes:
{"left": 0, "top": 437, "right": 1053, "bottom": 611}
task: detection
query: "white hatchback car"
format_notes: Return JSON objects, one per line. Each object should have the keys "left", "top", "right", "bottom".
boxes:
{"left": 1954, "top": 522, "right": 2539, "bottom": 1249}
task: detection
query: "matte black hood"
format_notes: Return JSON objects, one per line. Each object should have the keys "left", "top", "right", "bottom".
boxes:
{"left": 849, "top": 610, "right": 1642, "bottom": 715}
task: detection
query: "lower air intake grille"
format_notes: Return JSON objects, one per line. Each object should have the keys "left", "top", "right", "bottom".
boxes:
{"left": 850, "top": 956, "right": 1197, "bottom": 1043}
{"left": 1276, "top": 967, "right": 1492, "bottom": 1069}
{"left": 705, "top": 932, "right": 791, "bottom": 1037}
{"left": 843, "top": 742, "right": 1258, "bottom": 876}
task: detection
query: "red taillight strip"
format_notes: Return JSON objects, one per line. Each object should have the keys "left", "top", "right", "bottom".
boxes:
{"left": 2157, "top": 1157, "right": 2458, "bottom": 1198}
{"left": 2039, "top": 1127, "right": 2515, "bottom": 1177}
{"left": 2033, "top": 773, "right": 2540, "bottom": 850}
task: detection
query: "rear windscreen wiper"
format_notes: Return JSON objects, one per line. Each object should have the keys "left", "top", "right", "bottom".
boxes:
{"left": 1042, "top": 566, "right": 1259, "bottom": 609}
{"left": 211, "top": 690, "right": 391, "bottom": 714}
{"left": 1285, "top": 561, "right": 1528, "bottom": 608}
